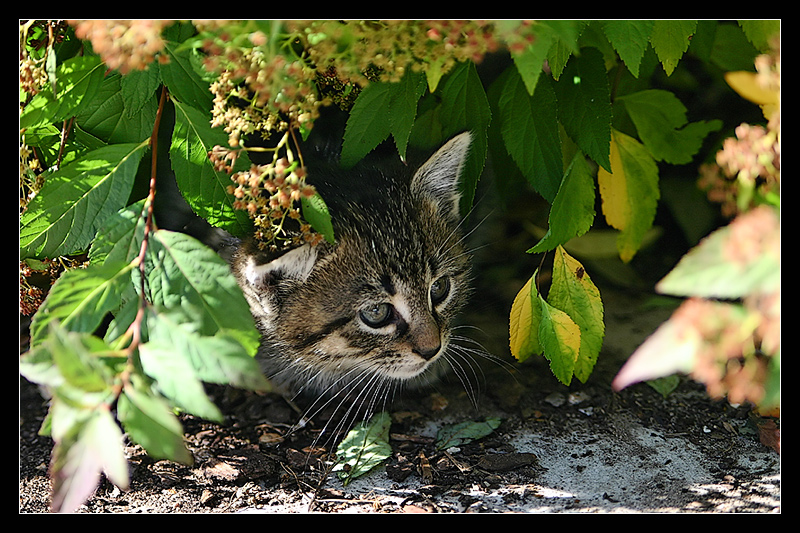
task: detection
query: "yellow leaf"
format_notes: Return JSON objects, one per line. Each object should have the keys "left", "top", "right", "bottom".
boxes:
{"left": 597, "top": 134, "right": 628, "bottom": 232}
{"left": 597, "top": 129, "right": 660, "bottom": 262}
{"left": 509, "top": 273, "right": 542, "bottom": 362}
{"left": 724, "top": 71, "right": 779, "bottom": 119}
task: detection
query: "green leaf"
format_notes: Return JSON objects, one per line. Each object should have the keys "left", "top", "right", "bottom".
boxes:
{"left": 510, "top": 23, "right": 555, "bottom": 95}
{"left": 20, "top": 55, "right": 106, "bottom": 130}
{"left": 120, "top": 63, "right": 162, "bottom": 118}
{"left": 160, "top": 40, "right": 213, "bottom": 111}
{"left": 435, "top": 417, "right": 502, "bottom": 450}
{"left": 117, "top": 377, "right": 194, "bottom": 464}
{"left": 341, "top": 82, "right": 393, "bottom": 168}
{"left": 76, "top": 72, "right": 157, "bottom": 144}
{"left": 649, "top": 20, "right": 697, "bottom": 76}
{"left": 334, "top": 411, "right": 392, "bottom": 485}
{"left": 20, "top": 142, "right": 148, "bottom": 259}
{"left": 301, "top": 193, "right": 335, "bottom": 244}
{"left": 619, "top": 89, "right": 722, "bottom": 164}
{"left": 341, "top": 69, "right": 427, "bottom": 167}
{"left": 141, "top": 229, "right": 260, "bottom": 354}
{"left": 438, "top": 61, "right": 491, "bottom": 215}
{"left": 538, "top": 294, "right": 581, "bottom": 386}
{"left": 738, "top": 20, "right": 781, "bottom": 52}
{"left": 601, "top": 20, "right": 654, "bottom": 77}
{"left": 138, "top": 335, "right": 224, "bottom": 423}
{"left": 553, "top": 47, "right": 612, "bottom": 172}
{"left": 144, "top": 307, "right": 269, "bottom": 392}
{"left": 89, "top": 199, "right": 149, "bottom": 267}
{"left": 529, "top": 151, "right": 595, "bottom": 253}
{"left": 597, "top": 129, "right": 660, "bottom": 262}
{"left": 29, "top": 261, "right": 137, "bottom": 347}
{"left": 170, "top": 99, "right": 252, "bottom": 235}
{"left": 389, "top": 69, "right": 427, "bottom": 161}
{"left": 22, "top": 323, "right": 124, "bottom": 408}
{"left": 547, "top": 247, "right": 604, "bottom": 383}
{"left": 498, "top": 67, "right": 562, "bottom": 202}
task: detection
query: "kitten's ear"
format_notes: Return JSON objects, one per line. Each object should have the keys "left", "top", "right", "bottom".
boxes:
{"left": 411, "top": 132, "right": 472, "bottom": 221}
{"left": 233, "top": 244, "right": 318, "bottom": 316}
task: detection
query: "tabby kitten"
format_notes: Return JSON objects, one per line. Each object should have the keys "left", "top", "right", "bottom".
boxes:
{"left": 230, "top": 133, "right": 474, "bottom": 414}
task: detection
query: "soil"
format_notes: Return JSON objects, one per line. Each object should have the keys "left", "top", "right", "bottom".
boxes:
{"left": 19, "top": 197, "right": 780, "bottom": 514}
{"left": 18, "top": 284, "right": 781, "bottom": 514}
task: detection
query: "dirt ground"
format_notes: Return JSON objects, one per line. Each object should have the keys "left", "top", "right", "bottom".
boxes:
{"left": 18, "top": 282, "right": 780, "bottom": 514}
{"left": 19, "top": 192, "right": 780, "bottom": 514}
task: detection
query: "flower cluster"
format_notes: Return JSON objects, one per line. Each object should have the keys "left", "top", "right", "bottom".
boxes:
{"left": 68, "top": 20, "right": 170, "bottom": 74}
{"left": 698, "top": 42, "right": 780, "bottom": 217}
{"left": 288, "top": 20, "right": 504, "bottom": 87}
{"left": 214, "top": 144, "right": 323, "bottom": 252}
{"left": 206, "top": 50, "right": 325, "bottom": 148}
{"left": 672, "top": 297, "right": 772, "bottom": 407}
{"left": 19, "top": 20, "right": 68, "bottom": 96}
{"left": 20, "top": 142, "right": 43, "bottom": 210}
{"left": 19, "top": 56, "right": 48, "bottom": 96}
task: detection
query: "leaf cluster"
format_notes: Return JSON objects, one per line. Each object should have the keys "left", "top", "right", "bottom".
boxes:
{"left": 20, "top": 21, "right": 269, "bottom": 512}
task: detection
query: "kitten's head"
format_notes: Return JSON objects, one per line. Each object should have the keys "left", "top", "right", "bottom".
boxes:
{"left": 232, "top": 133, "right": 473, "bottom": 400}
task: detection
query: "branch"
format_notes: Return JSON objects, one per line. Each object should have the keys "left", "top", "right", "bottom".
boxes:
{"left": 127, "top": 84, "right": 169, "bottom": 352}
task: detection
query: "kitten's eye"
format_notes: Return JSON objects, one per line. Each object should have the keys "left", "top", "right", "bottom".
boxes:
{"left": 430, "top": 276, "right": 451, "bottom": 305}
{"left": 359, "top": 303, "right": 394, "bottom": 328}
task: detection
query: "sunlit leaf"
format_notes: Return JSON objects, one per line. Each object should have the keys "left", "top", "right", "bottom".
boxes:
{"left": 160, "top": 40, "right": 213, "bottom": 111}
{"left": 334, "top": 411, "right": 392, "bottom": 485}
{"left": 76, "top": 72, "right": 157, "bottom": 144}
{"left": 141, "top": 229, "right": 260, "bottom": 355}
{"left": 170, "top": 99, "right": 253, "bottom": 236}
{"left": 20, "top": 55, "right": 106, "bottom": 130}
{"left": 29, "top": 261, "right": 137, "bottom": 347}
{"left": 20, "top": 142, "right": 148, "bottom": 259}
{"left": 301, "top": 192, "right": 335, "bottom": 244}
{"left": 88, "top": 199, "right": 149, "bottom": 267}
{"left": 49, "top": 406, "right": 129, "bottom": 513}
{"left": 656, "top": 206, "right": 780, "bottom": 299}
{"left": 117, "top": 377, "right": 194, "bottom": 465}
{"left": 612, "top": 308, "right": 700, "bottom": 391}
{"left": 724, "top": 71, "right": 780, "bottom": 118}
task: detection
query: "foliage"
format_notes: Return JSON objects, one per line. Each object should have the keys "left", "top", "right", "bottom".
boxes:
{"left": 19, "top": 20, "right": 779, "bottom": 511}
{"left": 333, "top": 411, "right": 393, "bottom": 485}
{"left": 614, "top": 42, "right": 780, "bottom": 412}
{"left": 333, "top": 412, "right": 502, "bottom": 484}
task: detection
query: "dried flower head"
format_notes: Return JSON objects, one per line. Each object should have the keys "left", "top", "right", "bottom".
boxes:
{"left": 68, "top": 20, "right": 170, "bottom": 74}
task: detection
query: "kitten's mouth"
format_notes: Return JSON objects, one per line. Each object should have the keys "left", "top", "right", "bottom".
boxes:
{"left": 385, "top": 350, "right": 443, "bottom": 380}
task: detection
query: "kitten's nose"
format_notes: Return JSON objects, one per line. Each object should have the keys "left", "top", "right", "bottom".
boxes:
{"left": 413, "top": 344, "right": 441, "bottom": 361}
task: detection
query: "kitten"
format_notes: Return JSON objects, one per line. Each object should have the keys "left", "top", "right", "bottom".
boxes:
{"left": 230, "top": 132, "right": 477, "bottom": 423}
